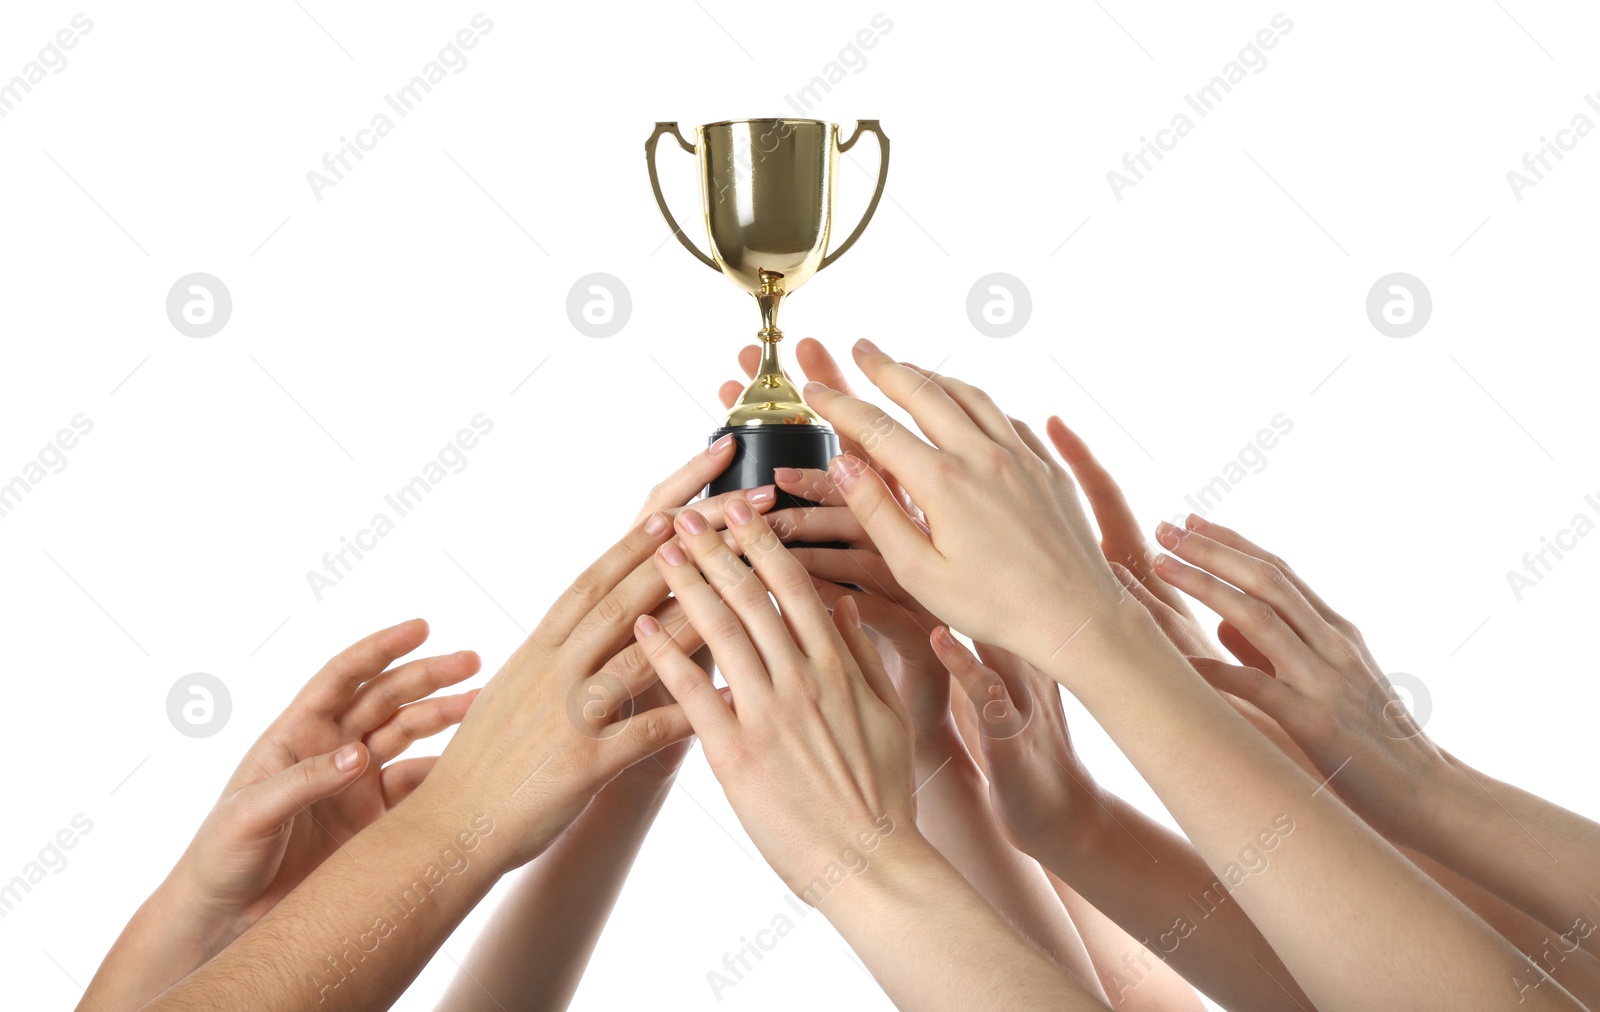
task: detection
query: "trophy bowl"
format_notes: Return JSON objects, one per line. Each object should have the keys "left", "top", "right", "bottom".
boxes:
{"left": 646, "top": 118, "right": 889, "bottom": 503}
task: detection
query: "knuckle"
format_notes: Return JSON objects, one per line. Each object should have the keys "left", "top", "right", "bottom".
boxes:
{"left": 594, "top": 591, "right": 629, "bottom": 627}
{"left": 567, "top": 567, "right": 605, "bottom": 608}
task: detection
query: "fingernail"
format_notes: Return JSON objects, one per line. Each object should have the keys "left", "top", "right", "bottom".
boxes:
{"left": 644, "top": 511, "right": 670, "bottom": 536}
{"left": 726, "top": 498, "right": 753, "bottom": 525}
{"left": 335, "top": 744, "right": 362, "bottom": 772}
{"left": 710, "top": 433, "right": 734, "bottom": 453}
{"left": 934, "top": 626, "right": 956, "bottom": 650}
{"left": 1185, "top": 513, "right": 1207, "bottom": 531}
{"left": 659, "top": 542, "right": 688, "bottom": 566}
{"left": 1153, "top": 552, "right": 1175, "bottom": 570}
{"left": 636, "top": 614, "right": 661, "bottom": 637}
{"left": 841, "top": 596, "right": 861, "bottom": 628}
{"left": 829, "top": 455, "right": 861, "bottom": 493}
{"left": 804, "top": 381, "right": 830, "bottom": 397}
{"left": 677, "top": 509, "right": 708, "bottom": 535}
{"left": 747, "top": 486, "right": 776, "bottom": 507}
{"left": 773, "top": 467, "right": 802, "bottom": 485}
{"left": 1155, "top": 521, "right": 1180, "bottom": 549}
{"left": 855, "top": 338, "right": 880, "bottom": 355}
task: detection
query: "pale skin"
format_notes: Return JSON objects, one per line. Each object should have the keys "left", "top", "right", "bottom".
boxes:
{"left": 82, "top": 620, "right": 478, "bottom": 1011}
{"left": 800, "top": 338, "right": 1583, "bottom": 1010}
{"left": 721, "top": 343, "right": 1117, "bottom": 1004}
{"left": 760, "top": 476, "right": 1298, "bottom": 1011}
{"left": 1052, "top": 416, "right": 1600, "bottom": 1006}
{"left": 435, "top": 438, "right": 771, "bottom": 1012}
{"left": 638, "top": 497, "right": 1111, "bottom": 1011}
{"left": 1154, "top": 512, "right": 1600, "bottom": 1005}
{"left": 139, "top": 503, "right": 745, "bottom": 1010}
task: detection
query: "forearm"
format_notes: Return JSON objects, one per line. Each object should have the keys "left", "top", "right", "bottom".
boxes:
{"left": 1045, "top": 604, "right": 1581, "bottom": 1009}
{"left": 143, "top": 796, "right": 505, "bottom": 1012}
{"left": 1032, "top": 774, "right": 1307, "bottom": 1011}
{"left": 1044, "top": 872, "right": 1204, "bottom": 1012}
{"left": 909, "top": 737, "right": 1104, "bottom": 999}
{"left": 1411, "top": 760, "right": 1600, "bottom": 953}
{"left": 1233, "top": 698, "right": 1600, "bottom": 1003}
{"left": 821, "top": 833, "right": 1106, "bottom": 1011}
{"left": 80, "top": 875, "right": 243, "bottom": 1012}
{"left": 435, "top": 766, "right": 674, "bottom": 1011}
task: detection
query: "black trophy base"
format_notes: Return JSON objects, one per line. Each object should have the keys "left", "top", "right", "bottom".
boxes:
{"left": 706, "top": 424, "right": 840, "bottom": 507}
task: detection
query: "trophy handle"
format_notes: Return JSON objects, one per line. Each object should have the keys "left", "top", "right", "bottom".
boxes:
{"left": 645, "top": 122, "right": 720, "bottom": 273}
{"left": 820, "top": 120, "right": 890, "bottom": 271}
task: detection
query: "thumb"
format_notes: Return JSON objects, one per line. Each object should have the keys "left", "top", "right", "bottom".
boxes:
{"left": 931, "top": 627, "right": 1029, "bottom": 743}
{"left": 826, "top": 454, "right": 933, "bottom": 579}
{"left": 237, "top": 743, "right": 368, "bottom": 835}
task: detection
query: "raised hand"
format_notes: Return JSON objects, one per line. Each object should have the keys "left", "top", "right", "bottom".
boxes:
{"left": 82, "top": 620, "right": 478, "bottom": 1009}
{"left": 1149, "top": 514, "right": 1451, "bottom": 844}
{"left": 637, "top": 496, "right": 1106, "bottom": 1010}
{"left": 1153, "top": 514, "right": 1600, "bottom": 953}
{"left": 180, "top": 621, "right": 478, "bottom": 925}
{"left": 800, "top": 341, "right": 1123, "bottom": 665}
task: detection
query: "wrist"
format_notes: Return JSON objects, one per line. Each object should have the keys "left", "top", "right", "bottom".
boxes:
{"left": 395, "top": 781, "right": 518, "bottom": 882}
{"left": 153, "top": 860, "right": 254, "bottom": 960}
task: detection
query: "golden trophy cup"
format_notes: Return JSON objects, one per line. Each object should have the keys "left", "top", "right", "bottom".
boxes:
{"left": 645, "top": 118, "right": 889, "bottom": 503}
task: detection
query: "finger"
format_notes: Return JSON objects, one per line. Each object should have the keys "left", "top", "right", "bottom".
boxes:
{"left": 1188, "top": 657, "right": 1301, "bottom": 725}
{"left": 1009, "top": 417, "right": 1058, "bottom": 468}
{"left": 787, "top": 547, "right": 914, "bottom": 607}
{"left": 597, "top": 598, "right": 704, "bottom": 704}
{"left": 342, "top": 649, "right": 481, "bottom": 736}
{"left": 932, "top": 629, "right": 1030, "bottom": 743}
{"left": 718, "top": 381, "right": 744, "bottom": 410}
{"left": 604, "top": 700, "right": 695, "bottom": 776}
{"left": 1048, "top": 417, "right": 1189, "bottom": 615}
{"left": 689, "top": 485, "right": 777, "bottom": 527}
{"left": 655, "top": 537, "right": 774, "bottom": 700}
{"left": 812, "top": 578, "right": 934, "bottom": 668}
{"left": 726, "top": 499, "right": 844, "bottom": 659}
{"left": 768, "top": 506, "right": 872, "bottom": 548}
{"left": 365, "top": 690, "right": 478, "bottom": 765}
{"left": 635, "top": 434, "right": 740, "bottom": 522}
{"left": 773, "top": 466, "right": 847, "bottom": 507}
{"left": 1109, "top": 563, "right": 1191, "bottom": 645}
{"left": 1156, "top": 522, "right": 1349, "bottom": 665}
{"left": 674, "top": 508, "right": 805, "bottom": 675}
{"left": 833, "top": 596, "right": 906, "bottom": 723}
{"left": 803, "top": 383, "right": 943, "bottom": 477}
{"left": 636, "top": 613, "right": 737, "bottom": 745}
{"left": 902, "top": 366, "right": 1027, "bottom": 451}
{"left": 1185, "top": 514, "right": 1344, "bottom": 625}
{"left": 825, "top": 454, "right": 939, "bottom": 581}
{"left": 738, "top": 344, "right": 761, "bottom": 379}
{"left": 297, "top": 618, "right": 431, "bottom": 715}
{"left": 839, "top": 339, "right": 987, "bottom": 453}
{"left": 536, "top": 512, "right": 676, "bottom": 654}
{"left": 795, "top": 338, "right": 857, "bottom": 395}
{"left": 1152, "top": 552, "right": 1314, "bottom": 684}
{"left": 235, "top": 743, "right": 368, "bottom": 834}
{"left": 1218, "top": 620, "right": 1276, "bottom": 675}
{"left": 380, "top": 755, "right": 437, "bottom": 808}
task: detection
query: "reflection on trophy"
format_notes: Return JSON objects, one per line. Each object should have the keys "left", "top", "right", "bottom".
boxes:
{"left": 646, "top": 118, "right": 889, "bottom": 503}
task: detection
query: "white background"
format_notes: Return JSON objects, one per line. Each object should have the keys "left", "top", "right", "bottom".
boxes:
{"left": 2, "top": 2, "right": 1597, "bottom": 1009}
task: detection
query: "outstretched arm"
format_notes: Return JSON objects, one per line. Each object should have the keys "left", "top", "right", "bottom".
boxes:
{"left": 436, "top": 443, "right": 766, "bottom": 1011}
{"left": 84, "top": 620, "right": 476, "bottom": 1011}
{"left": 639, "top": 496, "right": 1109, "bottom": 1010}
{"left": 806, "top": 341, "right": 1583, "bottom": 1010}
{"left": 141, "top": 515, "right": 711, "bottom": 1010}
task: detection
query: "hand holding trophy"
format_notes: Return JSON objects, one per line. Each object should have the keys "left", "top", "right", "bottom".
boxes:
{"left": 645, "top": 118, "right": 889, "bottom": 505}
